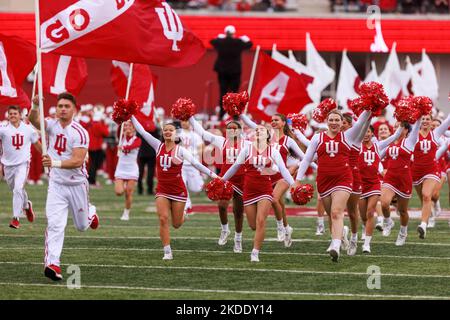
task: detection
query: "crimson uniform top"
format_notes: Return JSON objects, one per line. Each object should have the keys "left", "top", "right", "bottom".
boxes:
{"left": 132, "top": 116, "right": 216, "bottom": 202}
{"left": 349, "top": 146, "right": 362, "bottom": 194}
{"left": 223, "top": 142, "right": 295, "bottom": 206}
{"left": 411, "top": 131, "right": 441, "bottom": 185}
{"left": 359, "top": 143, "right": 381, "bottom": 198}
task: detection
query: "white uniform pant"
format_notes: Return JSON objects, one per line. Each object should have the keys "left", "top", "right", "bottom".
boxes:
{"left": 44, "top": 180, "right": 92, "bottom": 267}
{"left": 182, "top": 165, "right": 204, "bottom": 210}
{"left": 4, "top": 162, "right": 29, "bottom": 218}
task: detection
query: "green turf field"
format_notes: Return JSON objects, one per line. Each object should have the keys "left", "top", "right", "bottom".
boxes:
{"left": 0, "top": 179, "right": 449, "bottom": 300}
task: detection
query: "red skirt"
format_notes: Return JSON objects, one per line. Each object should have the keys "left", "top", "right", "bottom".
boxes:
{"left": 156, "top": 176, "right": 188, "bottom": 202}
{"left": 360, "top": 181, "right": 381, "bottom": 199}
{"left": 382, "top": 170, "right": 412, "bottom": 199}
{"left": 229, "top": 175, "right": 244, "bottom": 196}
{"left": 243, "top": 176, "right": 273, "bottom": 206}
{"left": 351, "top": 168, "right": 362, "bottom": 195}
{"left": 316, "top": 167, "right": 353, "bottom": 198}
{"left": 412, "top": 165, "right": 441, "bottom": 186}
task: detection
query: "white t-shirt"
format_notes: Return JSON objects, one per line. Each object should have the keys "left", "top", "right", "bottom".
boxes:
{"left": 0, "top": 121, "right": 39, "bottom": 166}
{"left": 46, "top": 119, "right": 89, "bottom": 185}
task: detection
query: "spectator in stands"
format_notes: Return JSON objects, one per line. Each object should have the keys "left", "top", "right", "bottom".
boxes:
{"left": 433, "top": 0, "right": 449, "bottom": 13}
{"left": 236, "top": 0, "right": 252, "bottom": 11}
{"left": 87, "top": 111, "right": 109, "bottom": 186}
{"left": 210, "top": 25, "right": 253, "bottom": 119}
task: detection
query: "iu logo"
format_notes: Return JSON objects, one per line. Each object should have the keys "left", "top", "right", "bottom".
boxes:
{"left": 252, "top": 155, "right": 267, "bottom": 172}
{"left": 226, "top": 148, "right": 239, "bottom": 164}
{"left": 364, "top": 151, "right": 376, "bottom": 166}
{"left": 11, "top": 133, "right": 24, "bottom": 150}
{"left": 160, "top": 154, "right": 172, "bottom": 171}
{"left": 419, "top": 140, "right": 431, "bottom": 154}
{"left": 325, "top": 141, "right": 339, "bottom": 157}
{"left": 54, "top": 134, "right": 67, "bottom": 155}
{"left": 155, "top": 2, "right": 184, "bottom": 52}
{"left": 389, "top": 146, "right": 399, "bottom": 160}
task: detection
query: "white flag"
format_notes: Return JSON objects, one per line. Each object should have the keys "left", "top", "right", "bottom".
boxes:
{"left": 336, "top": 50, "right": 360, "bottom": 112}
{"left": 364, "top": 61, "right": 380, "bottom": 83}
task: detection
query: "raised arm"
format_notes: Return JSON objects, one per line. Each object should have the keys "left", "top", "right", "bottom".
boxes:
{"left": 189, "top": 117, "right": 225, "bottom": 148}
{"left": 131, "top": 116, "right": 161, "bottom": 151}
{"left": 271, "top": 148, "right": 295, "bottom": 186}
{"left": 29, "top": 96, "right": 47, "bottom": 130}
{"left": 239, "top": 114, "right": 257, "bottom": 129}
{"left": 377, "top": 126, "right": 403, "bottom": 154}
{"left": 295, "top": 133, "right": 320, "bottom": 181}
{"left": 286, "top": 136, "right": 305, "bottom": 160}
{"left": 178, "top": 147, "right": 217, "bottom": 178}
{"left": 433, "top": 114, "right": 450, "bottom": 139}
{"left": 221, "top": 144, "right": 248, "bottom": 181}
{"left": 436, "top": 139, "right": 448, "bottom": 160}
{"left": 293, "top": 129, "right": 311, "bottom": 147}
{"left": 404, "top": 118, "right": 422, "bottom": 152}
{"left": 344, "top": 110, "right": 372, "bottom": 145}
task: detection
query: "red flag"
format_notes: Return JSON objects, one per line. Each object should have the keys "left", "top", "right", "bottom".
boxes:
{"left": 111, "top": 61, "right": 157, "bottom": 131}
{"left": 42, "top": 53, "right": 88, "bottom": 96}
{"left": 0, "top": 34, "right": 36, "bottom": 108}
{"left": 39, "top": 0, "right": 205, "bottom": 67}
{"left": 248, "top": 52, "right": 313, "bottom": 122}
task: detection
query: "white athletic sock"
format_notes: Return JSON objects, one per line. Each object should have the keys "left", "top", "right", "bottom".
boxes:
{"left": 377, "top": 216, "right": 383, "bottom": 224}
{"left": 351, "top": 233, "right": 358, "bottom": 242}
{"left": 318, "top": 217, "right": 324, "bottom": 225}
{"left": 235, "top": 232, "right": 242, "bottom": 241}
{"left": 419, "top": 222, "right": 427, "bottom": 230}
{"left": 163, "top": 245, "right": 172, "bottom": 254}
{"left": 331, "top": 239, "right": 341, "bottom": 250}
{"left": 123, "top": 208, "right": 130, "bottom": 215}
{"left": 221, "top": 223, "right": 229, "bottom": 232}
{"left": 276, "top": 220, "right": 284, "bottom": 229}
{"left": 251, "top": 248, "right": 259, "bottom": 256}
{"left": 400, "top": 225, "right": 408, "bottom": 234}
{"left": 384, "top": 217, "right": 392, "bottom": 224}
{"left": 364, "top": 236, "right": 372, "bottom": 247}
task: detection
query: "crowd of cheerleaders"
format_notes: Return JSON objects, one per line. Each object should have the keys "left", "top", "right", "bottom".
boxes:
{"left": 112, "top": 92, "right": 450, "bottom": 263}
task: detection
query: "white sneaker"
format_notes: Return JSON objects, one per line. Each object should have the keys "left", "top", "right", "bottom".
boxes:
{"left": 315, "top": 223, "right": 325, "bottom": 236}
{"left": 427, "top": 216, "right": 435, "bottom": 229}
{"left": 417, "top": 225, "right": 426, "bottom": 239}
{"left": 434, "top": 200, "right": 441, "bottom": 217}
{"left": 375, "top": 222, "right": 384, "bottom": 232}
{"left": 326, "top": 242, "right": 333, "bottom": 253}
{"left": 120, "top": 212, "right": 129, "bottom": 221}
{"left": 395, "top": 232, "right": 407, "bottom": 246}
{"left": 347, "top": 240, "right": 357, "bottom": 256}
{"left": 329, "top": 247, "right": 340, "bottom": 262}
{"left": 233, "top": 238, "right": 242, "bottom": 253}
{"left": 277, "top": 226, "right": 285, "bottom": 242}
{"left": 362, "top": 244, "right": 371, "bottom": 253}
{"left": 218, "top": 230, "right": 231, "bottom": 245}
{"left": 361, "top": 225, "right": 366, "bottom": 241}
{"left": 162, "top": 252, "right": 173, "bottom": 260}
{"left": 250, "top": 253, "right": 259, "bottom": 262}
{"left": 284, "top": 226, "right": 293, "bottom": 248}
{"left": 341, "top": 226, "right": 350, "bottom": 251}
{"left": 382, "top": 219, "right": 395, "bottom": 237}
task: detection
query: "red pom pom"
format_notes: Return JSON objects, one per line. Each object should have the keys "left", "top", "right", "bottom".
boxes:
{"left": 112, "top": 99, "right": 138, "bottom": 125}
{"left": 287, "top": 113, "right": 308, "bottom": 131}
{"left": 313, "top": 98, "right": 337, "bottom": 123}
{"left": 222, "top": 91, "right": 249, "bottom": 117}
{"left": 348, "top": 97, "right": 364, "bottom": 117}
{"left": 205, "top": 178, "right": 234, "bottom": 201}
{"left": 171, "top": 98, "right": 196, "bottom": 121}
{"left": 394, "top": 96, "right": 422, "bottom": 124}
{"left": 413, "top": 96, "right": 433, "bottom": 116}
{"left": 291, "top": 184, "right": 314, "bottom": 205}
{"left": 355, "top": 82, "right": 389, "bottom": 116}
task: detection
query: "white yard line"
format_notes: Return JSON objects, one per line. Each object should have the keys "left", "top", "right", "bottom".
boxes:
{"left": 0, "top": 282, "right": 447, "bottom": 300}
{"left": 0, "top": 261, "right": 449, "bottom": 279}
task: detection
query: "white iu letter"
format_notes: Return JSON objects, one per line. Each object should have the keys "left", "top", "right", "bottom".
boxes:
{"left": 420, "top": 140, "right": 431, "bottom": 154}
{"left": 50, "top": 55, "right": 71, "bottom": 95}
{"left": 325, "top": 141, "right": 339, "bottom": 157}
{"left": 0, "top": 42, "right": 17, "bottom": 98}
{"left": 364, "top": 151, "right": 375, "bottom": 166}
{"left": 160, "top": 154, "right": 172, "bottom": 171}
{"left": 257, "top": 72, "right": 289, "bottom": 117}
{"left": 155, "top": 2, "right": 184, "bottom": 52}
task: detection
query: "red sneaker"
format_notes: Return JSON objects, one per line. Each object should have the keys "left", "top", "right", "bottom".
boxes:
{"left": 44, "top": 264, "right": 63, "bottom": 281}
{"left": 90, "top": 214, "right": 99, "bottom": 230}
{"left": 24, "top": 200, "right": 35, "bottom": 223}
{"left": 9, "top": 218, "right": 20, "bottom": 229}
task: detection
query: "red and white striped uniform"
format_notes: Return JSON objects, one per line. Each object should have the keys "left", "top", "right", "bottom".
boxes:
{"left": 382, "top": 140, "right": 413, "bottom": 198}
{"left": 359, "top": 143, "right": 381, "bottom": 199}
{"left": 114, "top": 135, "right": 141, "bottom": 181}
{"left": 412, "top": 131, "right": 441, "bottom": 185}
{"left": 220, "top": 139, "right": 246, "bottom": 195}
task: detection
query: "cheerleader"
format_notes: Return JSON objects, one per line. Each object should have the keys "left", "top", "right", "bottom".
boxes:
{"left": 380, "top": 117, "right": 422, "bottom": 246}
{"left": 221, "top": 125, "right": 296, "bottom": 262}
{"left": 295, "top": 110, "right": 372, "bottom": 261}
{"left": 188, "top": 116, "right": 245, "bottom": 253}
{"left": 240, "top": 114, "right": 306, "bottom": 247}
{"left": 412, "top": 114, "right": 450, "bottom": 238}
{"left": 114, "top": 121, "right": 141, "bottom": 221}
{"left": 359, "top": 125, "right": 402, "bottom": 253}
{"left": 131, "top": 116, "right": 217, "bottom": 260}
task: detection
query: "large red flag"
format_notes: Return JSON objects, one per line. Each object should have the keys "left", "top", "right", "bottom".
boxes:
{"left": 39, "top": 0, "right": 205, "bottom": 67}
{"left": 111, "top": 61, "right": 157, "bottom": 131}
{"left": 0, "top": 34, "right": 36, "bottom": 108}
{"left": 248, "top": 52, "right": 313, "bottom": 122}
{"left": 42, "top": 53, "right": 88, "bottom": 96}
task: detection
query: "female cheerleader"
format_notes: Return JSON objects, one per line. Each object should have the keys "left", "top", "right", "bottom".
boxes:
{"left": 240, "top": 113, "right": 306, "bottom": 247}
{"left": 131, "top": 116, "right": 218, "bottom": 260}
{"left": 412, "top": 114, "right": 450, "bottom": 238}
{"left": 188, "top": 116, "right": 245, "bottom": 253}
{"left": 380, "top": 118, "right": 422, "bottom": 246}
{"left": 114, "top": 121, "right": 141, "bottom": 221}
{"left": 222, "top": 125, "right": 296, "bottom": 262}
{"left": 295, "top": 109, "right": 371, "bottom": 261}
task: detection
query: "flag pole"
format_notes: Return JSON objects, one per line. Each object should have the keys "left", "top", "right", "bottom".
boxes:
{"left": 118, "top": 63, "right": 134, "bottom": 155}
{"left": 30, "top": 64, "right": 38, "bottom": 108}
{"left": 34, "top": 0, "right": 48, "bottom": 173}
{"left": 244, "top": 45, "right": 260, "bottom": 114}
